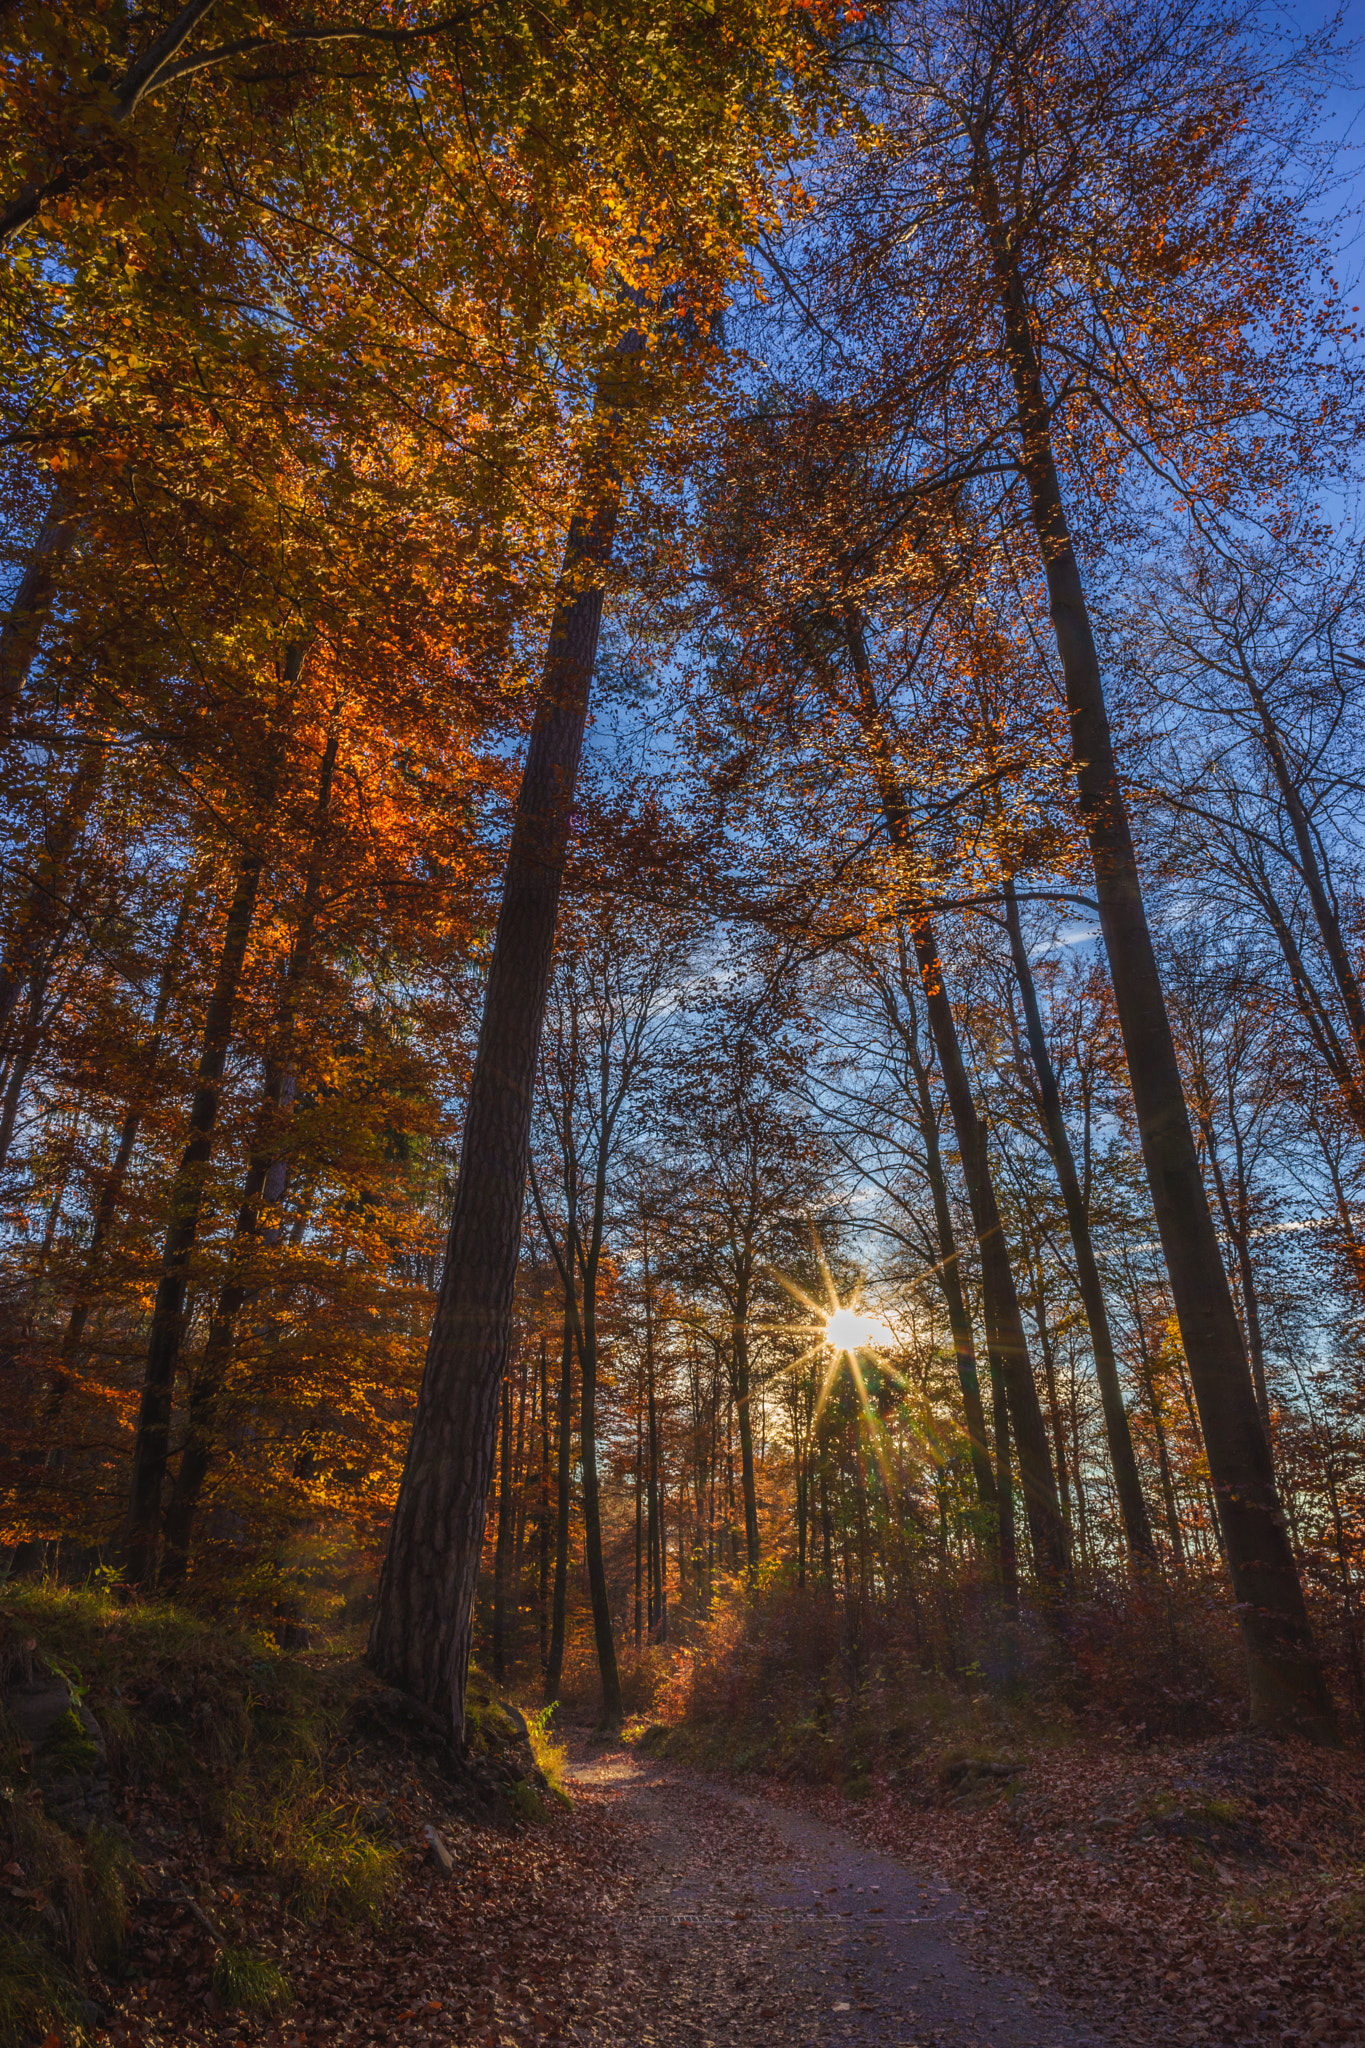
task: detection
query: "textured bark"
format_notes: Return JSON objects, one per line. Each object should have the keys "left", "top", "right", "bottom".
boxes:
{"left": 1002, "top": 879, "right": 1156, "bottom": 1562}
{"left": 972, "top": 144, "right": 1332, "bottom": 1738}
{"left": 0, "top": 493, "right": 74, "bottom": 743}
{"left": 123, "top": 847, "right": 265, "bottom": 1587}
{"left": 844, "top": 617, "right": 1070, "bottom": 1592}
{"left": 368, "top": 356, "right": 635, "bottom": 1742}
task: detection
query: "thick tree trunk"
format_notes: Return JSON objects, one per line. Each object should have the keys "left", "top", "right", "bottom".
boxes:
{"left": 844, "top": 617, "right": 1070, "bottom": 1593}
{"left": 971, "top": 148, "right": 1332, "bottom": 1738}
{"left": 1003, "top": 879, "right": 1156, "bottom": 1562}
{"left": 123, "top": 846, "right": 266, "bottom": 1587}
{"left": 545, "top": 1290, "right": 574, "bottom": 1703}
{"left": 368, "top": 354, "right": 636, "bottom": 1741}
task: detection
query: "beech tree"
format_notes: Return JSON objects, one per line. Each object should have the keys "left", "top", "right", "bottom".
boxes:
{"left": 798, "top": 0, "right": 1339, "bottom": 1736}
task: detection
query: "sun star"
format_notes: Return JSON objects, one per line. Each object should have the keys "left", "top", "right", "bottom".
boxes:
{"left": 824, "top": 1305, "right": 893, "bottom": 1354}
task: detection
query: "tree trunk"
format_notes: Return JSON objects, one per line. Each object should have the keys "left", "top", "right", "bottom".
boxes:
{"left": 545, "top": 1287, "right": 574, "bottom": 1703}
{"left": 0, "top": 491, "right": 74, "bottom": 743}
{"left": 50, "top": 870, "right": 196, "bottom": 1410}
{"left": 732, "top": 1311, "right": 761, "bottom": 1574}
{"left": 578, "top": 1289, "right": 623, "bottom": 1727}
{"left": 990, "top": 1354, "right": 1017, "bottom": 1610}
{"left": 634, "top": 1397, "right": 644, "bottom": 1651}
{"left": 492, "top": 1369, "right": 513, "bottom": 1683}
{"left": 0, "top": 738, "right": 103, "bottom": 1041}
{"left": 157, "top": 724, "right": 337, "bottom": 1582}
{"left": 538, "top": 1334, "right": 550, "bottom": 1672}
{"left": 844, "top": 617, "right": 1070, "bottom": 1594}
{"left": 123, "top": 844, "right": 267, "bottom": 1588}
{"left": 368, "top": 350, "right": 638, "bottom": 1741}
{"left": 889, "top": 929, "right": 998, "bottom": 1523}
{"left": 971, "top": 146, "right": 1332, "bottom": 1739}
{"left": 1003, "top": 879, "right": 1156, "bottom": 1562}
{"left": 0, "top": 963, "right": 51, "bottom": 1171}
{"left": 1200, "top": 1120, "right": 1272, "bottom": 1431}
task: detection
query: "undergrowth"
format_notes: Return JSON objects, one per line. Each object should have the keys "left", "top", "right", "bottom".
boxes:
{"left": 627, "top": 1564, "right": 1257, "bottom": 1789}
{"left": 0, "top": 1583, "right": 399, "bottom": 2042}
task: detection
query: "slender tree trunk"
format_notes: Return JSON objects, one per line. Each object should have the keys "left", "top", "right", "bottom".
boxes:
{"left": 545, "top": 1288, "right": 574, "bottom": 1703}
{"left": 511, "top": 1347, "right": 529, "bottom": 1586}
{"left": 1244, "top": 674, "right": 1365, "bottom": 1076}
{"left": 123, "top": 846, "right": 266, "bottom": 1587}
{"left": 890, "top": 931, "right": 998, "bottom": 1523}
{"left": 578, "top": 1290, "right": 623, "bottom": 1727}
{"left": 538, "top": 1334, "right": 550, "bottom": 1672}
{"left": 1200, "top": 1122, "right": 1272, "bottom": 1431}
{"left": 733, "top": 1311, "right": 761, "bottom": 1574}
{"left": 1027, "top": 1249, "right": 1072, "bottom": 1535}
{"left": 634, "top": 1398, "right": 644, "bottom": 1652}
{"left": 492, "top": 1370, "right": 513, "bottom": 1683}
{"left": 844, "top": 618, "right": 1069, "bottom": 1592}
{"left": 991, "top": 1355, "right": 1017, "bottom": 1610}
{"left": 158, "top": 726, "right": 337, "bottom": 1582}
{"left": 50, "top": 870, "right": 196, "bottom": 1412}
{"left": 971, "top": 149, "right": 1331, "bottom": 1736}
{"left": 0, "top": 963, "right": 50, "bottom": 1170}
{"left": 0, "top": 739, "right": 102, "bottom": 1041}
{"left": 369, "top": 348, "right": 639, "bottom": 1741}
{"left": 796, "top": 1412, "right": 808, "bottom": 1589}
{"left": 0, "top": 492, "right": 74, "bottom": 744}
{"left": 1003, "top": 880, "right": 1156, "bottom": 1561}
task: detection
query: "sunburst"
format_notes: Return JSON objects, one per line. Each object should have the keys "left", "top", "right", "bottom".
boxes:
{"left": 766, "top": 1235, "right": 911, "bottom": 1491}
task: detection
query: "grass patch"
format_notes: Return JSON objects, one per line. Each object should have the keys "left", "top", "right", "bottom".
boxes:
{"left": 213, "top": 1943, "right": 292, "bottom": 2012}
{"left": 0, "top": 1931, "right": 81, "bottom": 2048}
{"left": 223, "top": 1768, "right": 398, "bottom": 1923}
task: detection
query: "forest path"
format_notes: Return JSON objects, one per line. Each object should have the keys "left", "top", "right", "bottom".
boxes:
{"left": 562, "top": 1739, "right": 1114, "bottom": 2048}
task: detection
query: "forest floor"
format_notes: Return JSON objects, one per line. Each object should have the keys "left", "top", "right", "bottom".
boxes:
{"left": 6, "top": 1588, "right": 1363, "bottom": 2047}
{"left": 559, "top": 1733, "right": 1109, "bottom": 2048}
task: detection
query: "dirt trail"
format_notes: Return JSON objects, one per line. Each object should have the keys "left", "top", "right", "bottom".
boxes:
{"left": 563, "top": 1740, "right": 1114, "bottom": 2048}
